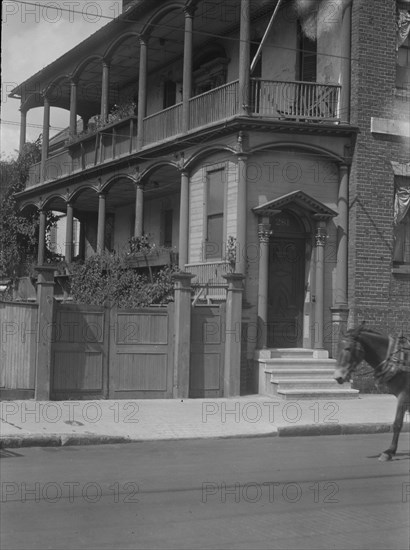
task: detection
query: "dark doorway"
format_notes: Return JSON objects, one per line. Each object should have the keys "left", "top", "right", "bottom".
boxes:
{"left": 267, "top": 212, "right": 306, "bottom": 348}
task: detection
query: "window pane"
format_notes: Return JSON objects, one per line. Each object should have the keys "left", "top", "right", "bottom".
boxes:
{"left": 206, "top": 215, "right": 223, "bottom": 259}
{"left": 207, "top": 170, "right": 224, "bottom": 216}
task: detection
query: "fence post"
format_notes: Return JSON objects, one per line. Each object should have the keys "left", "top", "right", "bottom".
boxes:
{"left": 223, "top": 273, "right": 244, "bottom": 397}
{"left": 173, "top": 272, "right": 194, "bottom": 398}
{"left": 35, "top": 265, "right": 55, "bottom": 400}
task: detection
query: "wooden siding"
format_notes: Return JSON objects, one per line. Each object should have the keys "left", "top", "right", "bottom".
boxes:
{"left": 0, "top": 302, "right": 37, "bottom": 390}
{"left": 189, "top": 167, "right": 205, "bottom": 263}
{"left": 226, "top": 161, "right": 238, "bottom": 241}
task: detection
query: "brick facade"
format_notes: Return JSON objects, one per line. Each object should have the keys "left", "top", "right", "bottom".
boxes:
{"left": 349, "top": 0, "right": 410, "bottom": 335}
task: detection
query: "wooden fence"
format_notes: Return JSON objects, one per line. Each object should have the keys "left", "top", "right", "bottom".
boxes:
{"left": 0, "top": 271, "right": 244, "bottom": 400}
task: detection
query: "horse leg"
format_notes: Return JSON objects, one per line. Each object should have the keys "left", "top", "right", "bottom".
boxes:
{"left": 379, "top": 393, "right": 409, "bottom": 462}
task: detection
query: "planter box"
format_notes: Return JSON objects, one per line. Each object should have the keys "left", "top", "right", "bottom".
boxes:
{"left": 125, "top": 250, "right": 177, "bottom": 268}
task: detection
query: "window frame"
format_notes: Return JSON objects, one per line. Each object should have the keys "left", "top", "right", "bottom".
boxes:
{"left": 203, "top": 164, "right": 227, "bottom": 261}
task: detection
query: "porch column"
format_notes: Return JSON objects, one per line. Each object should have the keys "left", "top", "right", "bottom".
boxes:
{"left": 37, "top": 209, "right": 47, "bottom": 265}
{"left": 69, "top": 79, "right": 78, "bottom": 136}
{"left": 223, "top": 273, "right": 245, "bottom": 396}
{"left": 314, "top": 219, "right": 327, "bottom": 349}
{"left": 41, "top": 94, "right": 50, "bottom": 181}
{"left": 137, "top": 36, "right": 148, "bottom": 150}
{"left": 236, "top": 154, "right": 248, "bottom": 274}
{"left": 97, "top": 193, "right": 106, "bottom": 254}
{"left": 182, "top": 6, "right": 195, "bottom": 132}
{"left": 78, "top": 216, "right": 86, "bottom": 260}
{"left": 239, "top": 0, "right": 251, "bottom": 115}
{"left": 19, "top": 106, "right": 27, "bottom": 152}
{"left": 179, "top": 170, "right": 189, "bottom": 269}
{"left": 134, "top": 182, "right": 144, "bottom": 237}
{"left": 339, "top": 2, "right": 351, "bottom": 123}
{"left": 257, "top": 217, "right": 271, "bottom": 348}
{"left": 100, "top": 60, "right": 110, "bottom": 122}
{"left": 65, "top": 202, "right": 74, "bottom": 263}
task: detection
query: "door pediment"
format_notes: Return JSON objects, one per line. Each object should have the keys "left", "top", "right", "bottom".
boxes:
{"left": 252, "top": 190, "right": 337, "bottom": 220}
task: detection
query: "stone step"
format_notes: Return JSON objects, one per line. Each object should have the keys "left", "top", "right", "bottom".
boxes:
{"left": 271, "top": 379, "right": 342, "bottom": 390}
{"left": 268, "top": 368, "right": 335, "bottom": 380}
{"left": 263, "top": 358, "right": 337, "bottom": 369}
{"left": 258, "top": 348, "right": 330, "bottom": 360}
{"left": 276, "top": 389, "right": 360, "bottom": 400}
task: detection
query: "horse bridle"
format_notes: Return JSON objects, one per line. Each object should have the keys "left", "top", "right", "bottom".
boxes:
{"left": 340, "top": 335, "right": 365, "bottom": 377}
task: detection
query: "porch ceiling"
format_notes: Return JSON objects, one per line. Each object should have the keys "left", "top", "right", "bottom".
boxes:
{"left": 253, "top": 190, "right": 338, "bottom": 220}
{"left": 13, "top": 0, "right": 277, "bottom": 115}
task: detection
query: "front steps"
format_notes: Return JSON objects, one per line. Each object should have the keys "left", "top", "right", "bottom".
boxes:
{"left": 256, "top": 348, "right": 359, "bottom": 399}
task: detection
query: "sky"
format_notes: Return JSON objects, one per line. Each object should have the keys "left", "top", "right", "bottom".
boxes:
{"left": 1, "top": 0, "right": 121, "bottom": 159}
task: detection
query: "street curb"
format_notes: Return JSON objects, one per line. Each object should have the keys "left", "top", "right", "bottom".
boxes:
{"left": 0, "top": 434, "right": 132, "bottom": 449}
{"left": 1, "top": 423, "right": 409, "bottom": 448}
{"left": 277, "top": 422, "right": 410, "bottom": 437}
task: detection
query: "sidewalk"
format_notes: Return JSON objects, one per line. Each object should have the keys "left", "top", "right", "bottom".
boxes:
{"left": 1, "top": 395, "right": 409, "bottom": 448}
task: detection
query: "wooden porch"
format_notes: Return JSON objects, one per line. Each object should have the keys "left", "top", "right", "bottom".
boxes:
{"left": 26, "top": 79, "right": 341, "bottom": 188}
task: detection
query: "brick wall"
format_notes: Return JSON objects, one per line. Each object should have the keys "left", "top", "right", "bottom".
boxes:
{"left": 349, "top": 0, "right": 410, "bottom": 335}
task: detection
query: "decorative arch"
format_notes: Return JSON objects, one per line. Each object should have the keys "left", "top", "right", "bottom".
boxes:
{"left": 72, "top": 55, "right": 103, "bottom": 81}
{"left": 185, "top": 145, "right": 237, "bottom": 172}
{"left": 21, "top": 93, "right": 42, "bottom": 112}
{"left": 44, "top": 74, "right": 71, "bottom": 98}
{"left": 139, "top": 161, "right": 180, "bottom": 182}
{"left": 68, "top": 184, "right": 100, "bottom": 203}
{"left": 104, "top": 32, "right": 141, "bottom": 61}
{"left": 141, "top": 1, "right": 185, "bottom": 37}
{"left": 41, "top": 193, "right": 68, "bottom": 211}
{"left": 250, "top": 141, "right": 346, "bottom": 164}
{"left": 101, "top": 173, "right": 138, "bottom": 193}
{"left": 19, "top": 200, "right": 41, "bottom": 213}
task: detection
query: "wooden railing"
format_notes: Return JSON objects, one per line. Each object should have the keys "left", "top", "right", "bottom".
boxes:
{"left": 250, "top": 79, "right": 341, "bottom": 121}
{"left": 26, "top": 79, "right": 343, "bottom": 187}
{"left": 143, "top": 103, "right": 183, "bottom": 145}
{"left": 189, "top": 80, "right": 239, "bottom": 130}
{"left": 186, "top": 261, "right": 230, "bottom": 301}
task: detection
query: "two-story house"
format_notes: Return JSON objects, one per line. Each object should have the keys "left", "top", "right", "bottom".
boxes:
{"left": 9, "top": 0, "right": 410, "bottom": 398}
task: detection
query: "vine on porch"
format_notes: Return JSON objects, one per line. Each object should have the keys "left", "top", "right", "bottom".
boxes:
{"left": 68, "top": 250, "right": 179, "bottom": 308}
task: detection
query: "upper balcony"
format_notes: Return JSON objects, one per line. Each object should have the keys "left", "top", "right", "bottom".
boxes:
{"left": 11, "top": 0, "right": 353, "bottom": 191}
{"left": 26, "top": 78, "right": 341, "bottom": 188}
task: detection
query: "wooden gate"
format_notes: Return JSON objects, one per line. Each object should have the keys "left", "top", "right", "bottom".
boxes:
{"left": 51, "top": 302, "right": 174, "bottom": 399}
{"left": 51, "top": 303, "right": 109, "bottom": 400}
{"left": 189, "top": 304, "right": 225, "bottom": 398}
{"left": 0, "top": 301, "right": 37, "bottom": 399}
{"left": 108, "top": 304, "right": 174, "bottom": 399}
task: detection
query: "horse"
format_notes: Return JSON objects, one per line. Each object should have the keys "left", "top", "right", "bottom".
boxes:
{"left": 334, "top": 324, "right": 410, "bottom": 461}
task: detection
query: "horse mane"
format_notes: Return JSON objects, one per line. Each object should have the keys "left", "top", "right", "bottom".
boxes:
{"left": 346, "top": 323, "right": 383, "bottom": 339}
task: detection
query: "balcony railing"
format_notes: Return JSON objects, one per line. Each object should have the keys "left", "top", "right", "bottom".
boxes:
{"left": 189, "top": 80, "right": 239, "bottom": 130}
{"left": 186, "top": 260, "right": 230, "bottom": 301}
{"left": 143, "top": 102, "right": 183, "bottom": 145}
{"left": 26, "top": 79, "right": 342, "bottom": 188}
{"left": 250, "top": 78, "right": 341, "bottom": 121}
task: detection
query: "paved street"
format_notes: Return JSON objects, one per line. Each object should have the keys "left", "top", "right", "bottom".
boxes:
{"left": 1, "top": 433, "right": 409, "bottom": 550}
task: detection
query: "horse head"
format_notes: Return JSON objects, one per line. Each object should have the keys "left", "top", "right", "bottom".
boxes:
{"left": 334, "top": 324, "right": 366, "bottom": 384}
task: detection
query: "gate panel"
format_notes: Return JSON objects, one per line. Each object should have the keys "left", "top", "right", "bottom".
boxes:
{"left": 109, "top": 304, "right": 174, "bottom": 398}
{"left": 0, "top": 302, "right": 37, "bottom": 399}
{"left": 190, "top": 305, "right": 225, "bottom": 398}
{"left": 51, "top": 303, "right": 108, "bottom": 400}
